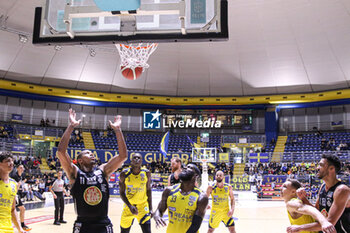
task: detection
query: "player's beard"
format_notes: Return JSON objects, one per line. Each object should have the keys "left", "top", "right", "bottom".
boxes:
{"left": 172, "top": 166, "right": 177, "bottom": 173}
{"left": 216, "top": 178, "right": 223, "bottom": 183}
{"left": 317, "top": 170, "right": 327, "bottom": 179}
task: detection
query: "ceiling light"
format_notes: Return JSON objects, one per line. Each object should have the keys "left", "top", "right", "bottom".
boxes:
{"left": 89, "top": 48, "right": 96, "bottom": 57}
{"left": 18, "top": 34, "right": 28, "bottom": 43}
{"left": 54, "top": 45, "right": 62, "bottom": 51}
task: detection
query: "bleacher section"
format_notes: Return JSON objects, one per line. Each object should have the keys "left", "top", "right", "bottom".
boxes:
{"left": 283, "top": 132, "right": 350, "bottom": 162}
{"left": 91, "top": 131, "right": 222, "bottom": 153}
{"left": 260, "top": 183, "right": 283, "bottom": 201}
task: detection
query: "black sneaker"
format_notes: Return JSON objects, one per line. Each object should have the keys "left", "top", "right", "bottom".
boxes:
{"left": 53, "top": 221, "right": 61, "bottom": 225}
{"left": 59, "top": 220, "right": 67, "bottom": 224}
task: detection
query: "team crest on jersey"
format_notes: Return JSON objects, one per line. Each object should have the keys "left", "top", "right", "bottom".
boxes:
{"left": 83, "top": 186, "right": 102, "bottom": 206}
{"left": 97, "top": 176, "right": 103, "bottom": 184}
{"left": 11, "top": 184, "right": 16, "bottom": 196}
{"left": 327, "top": 192, "right": 333, "bottom": 198}
{"left": 321, "top": 209, "right": 328, "bottom": 217}
{"left": 140, "top": 173, "right": 145, "bottom": 181}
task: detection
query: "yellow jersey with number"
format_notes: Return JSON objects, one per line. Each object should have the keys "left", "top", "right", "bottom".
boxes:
{"left": 211, "top": 183, "right": 230, "bottom": 211}
{"left": 0, "top": 178, "right": 17, "bottom": 233}
{"left": 166, "top": 184, "right": 201, "bottom": 233}
{"left": 287, "top": 198, "right": 317, "bottom": 233}
{"left": 124, "top": 168, "right": 148, "bottom": 205}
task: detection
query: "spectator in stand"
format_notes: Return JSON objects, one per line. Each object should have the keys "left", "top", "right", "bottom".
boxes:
{"left": 45, "top": 118, "right": 50, "bottom": 127}
{"left": 271, "top": 138, "right": 276, "bottom": 145}
{"left": 40, "top": 118, "right": 45, "bottom": 127}
{"left": 31, "top": 179, "right": 45, "bottom": 201}
{"left": 38, "top": 179, "right": 46, "bottom": 193}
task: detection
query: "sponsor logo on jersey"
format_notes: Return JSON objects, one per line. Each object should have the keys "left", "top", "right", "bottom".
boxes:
{"left": 94, "top": 170, "right": 102, "bottom": 176}
{"left": 86, "top": 176, "right": 97, "bottom": 185}
{"left": 83, "top": 186, "right": 103, "bottom": 206}
{"left": 321, "top": 208, "right": 328, "bottom": 217}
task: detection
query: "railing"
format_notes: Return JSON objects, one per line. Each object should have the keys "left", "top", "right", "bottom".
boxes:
{"left": 281, "top": 120, "right": 350, "bottom": 133}
{"left": 222, "top": 134, "right": 266, "bottom": 144}
{"left": 247, "top": 151, "right": 350, "bottom": 162}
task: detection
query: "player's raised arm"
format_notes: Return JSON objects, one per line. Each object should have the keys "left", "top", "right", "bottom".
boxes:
{"left": 185, "top": 193, "right": 208, "bottom": 233}
{"left": 101, "top": 115, "right": 127, "bottom": 177}
{"left": 57, "top": 109, "right": 80, "bottom": 182}
{"left": 154, "top": 187, "right": 171, "bottom": 228}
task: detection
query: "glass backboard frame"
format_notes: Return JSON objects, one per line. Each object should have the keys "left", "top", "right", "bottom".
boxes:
{"left": 32, "top": 0, "right": 228, "bottom": 45}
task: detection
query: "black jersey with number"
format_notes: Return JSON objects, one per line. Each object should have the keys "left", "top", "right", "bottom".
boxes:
{"left": 169, "top": 173, "right": 180, "bottom": 186}
{"left": 71, "top": 167, "right": 110, "bottom": 222}
{"left": 318, "top": 181, "right": 350, "bottom": 233}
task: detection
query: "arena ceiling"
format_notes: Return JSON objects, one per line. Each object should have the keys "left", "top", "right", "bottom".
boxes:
{"left": 1, "top": 0, "right": 350, "bottom": 97}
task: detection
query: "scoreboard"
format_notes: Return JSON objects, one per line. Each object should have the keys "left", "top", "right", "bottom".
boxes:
{"left": 163, "top": 113, "right": 252, "bottom": 129}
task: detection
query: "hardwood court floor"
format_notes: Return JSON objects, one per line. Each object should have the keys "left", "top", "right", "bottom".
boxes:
{"left": 21, "top": 192, "right": 290, "bottom": 233}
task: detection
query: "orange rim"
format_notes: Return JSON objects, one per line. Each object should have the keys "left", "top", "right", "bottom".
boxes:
{"left": 118, "top": 43, "right": 158, "bottom": 50}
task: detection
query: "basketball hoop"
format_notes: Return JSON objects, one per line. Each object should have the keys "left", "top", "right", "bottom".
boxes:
{"left": 115, "top": 43, "right": 158, "bottom": 80}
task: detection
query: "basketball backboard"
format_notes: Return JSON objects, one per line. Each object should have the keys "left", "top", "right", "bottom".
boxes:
{"left": 32, "top": 0, "right": 228, "bottom": 45}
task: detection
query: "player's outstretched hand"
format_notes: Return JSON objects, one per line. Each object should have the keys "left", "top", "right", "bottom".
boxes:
{"left": 69, "top": 109, "right": 81, "bottom": 128}
{"left": 128, "top": 205, "right": 138, "bottom": 215}
{"left": 154, "top": 215, "right": 167, "bottom": 228}
{"left": 321, "top": 221, "right": 336, "bottom": 233}
{"left": 109, "top": 115, "right": 122, "bottom": 131}
{"left": 296, "top": 188, "right": 307, "bottom": 200}
{"left": 286, "top": 225, "right": 301, "bottom": 233}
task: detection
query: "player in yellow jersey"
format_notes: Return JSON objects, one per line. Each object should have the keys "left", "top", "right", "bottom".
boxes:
{"left": 0, "top": 151, "right": 26, "bottom": 233}
{"left": 206, "top": 171, "right": 236, "bottom": 233}
{"left": 154, "top": 163, "right": 208, "bottom": 233}
{"left": 281, "top": 179, "right": 335, "bottom": 233}
{"left": 119, "top": 153, "right": 152, "bottom": 233}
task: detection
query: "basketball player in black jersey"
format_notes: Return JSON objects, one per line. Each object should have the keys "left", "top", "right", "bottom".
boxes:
{"left": 288, "top": 154, "right": 350, "bottom": 233}
{"left": 57, "top": 109, "right": 127, "bottom": 233}
{"left": 168, "top": 157, "right": 182, "bottom": 186}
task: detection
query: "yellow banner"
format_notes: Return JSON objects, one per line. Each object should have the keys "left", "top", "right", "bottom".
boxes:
{"left": 219, "top": 153, "right": 229, "bottom": 162}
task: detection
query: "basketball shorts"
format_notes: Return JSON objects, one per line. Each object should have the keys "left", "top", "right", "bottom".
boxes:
{"left": 72, "top": 218, "right": 113, "bottom": 233}
{"left": 120, "top": 201, "right": 151, "bottom": 229}
{"left": 209, "top": 209, "right": 235, "bottom": 229}
{"left": 15, "top": 194, "right": 23, "bottom": 208}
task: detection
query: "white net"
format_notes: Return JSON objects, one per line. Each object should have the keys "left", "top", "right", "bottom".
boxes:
{"left": 115, "top": 43, "right": 158, "bottom": 70}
